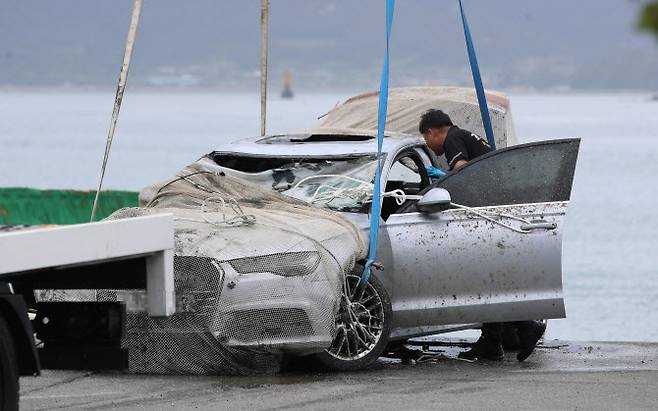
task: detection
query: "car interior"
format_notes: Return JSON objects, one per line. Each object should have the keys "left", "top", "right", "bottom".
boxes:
{"left": 381, "top": 150, "right": 431, "bottom": 220}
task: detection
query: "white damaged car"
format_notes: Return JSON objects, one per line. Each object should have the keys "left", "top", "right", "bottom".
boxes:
{"left": 201, "top": 127, "right": 579, "bottom": 371}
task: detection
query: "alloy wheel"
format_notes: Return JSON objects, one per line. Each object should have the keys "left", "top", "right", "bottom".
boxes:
{"left": 326, "top": 274, "right": 385, "bottom": 360}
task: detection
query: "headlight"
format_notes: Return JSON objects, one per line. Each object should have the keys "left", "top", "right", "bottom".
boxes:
{"left": 228, "top": 251, "right": 321, "bottom": 277}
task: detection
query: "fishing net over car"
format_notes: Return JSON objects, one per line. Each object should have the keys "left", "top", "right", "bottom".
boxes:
{"left": 37, "top": 159, "right": 368, "bottom": 375}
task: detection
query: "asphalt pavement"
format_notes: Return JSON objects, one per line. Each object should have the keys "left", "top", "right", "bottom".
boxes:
{"left": 19, "top": 340, "right": 658, "bottom": 410}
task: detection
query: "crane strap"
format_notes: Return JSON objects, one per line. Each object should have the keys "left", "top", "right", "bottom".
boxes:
{"left": 358, "top": 0, "right": 395, "bottom": 288}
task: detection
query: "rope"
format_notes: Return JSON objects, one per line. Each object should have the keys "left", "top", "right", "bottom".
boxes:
{"left": 449, "top": 202, "right": 533, "bottom": 234}
{"left": 385, "top": 189, "right": 422, "bottom": 205}
{"left": 90, "top": 0, "right": 143, "bottom": 222}
{"left": 291, "top": 174, "right": 422, "bottom": 207}
{"left": 145, "top": 170, "right": 256, "bottom": 227}
{"left": 260, "top": 0, "right": 269, "bottom": 136}
{"left": 292, "top": 174, "right": 372, "bottom": 189}
{"left": 174, "top": 177, "right": 257, "bottom": 226}
{"left": 146, "top": 171, "right": 223, "bottom": 205}
{"left": 200, "top": 195, "right": 256, "bottom": 226}
{"left": 291, "top": 174, "right": 371, "bottom": 205}
{"left": 292, "top": 174, "right": 535, "bottom": 234}
{"left": 416, "top": 352, "right": 476, "bottom": 364}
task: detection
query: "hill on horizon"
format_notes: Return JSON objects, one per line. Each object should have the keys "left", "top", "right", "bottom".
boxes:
{"left": 1, "top": 0, "right": 657, "bottom": 91}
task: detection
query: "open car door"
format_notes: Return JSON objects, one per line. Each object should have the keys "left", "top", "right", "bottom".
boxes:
{"left": 383, "top": 139, "right": 580, "bottom": 337}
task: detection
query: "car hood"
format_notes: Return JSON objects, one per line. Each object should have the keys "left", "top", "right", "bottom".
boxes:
{"left": 108, "top": 161, "right": 367, "bottom": 270}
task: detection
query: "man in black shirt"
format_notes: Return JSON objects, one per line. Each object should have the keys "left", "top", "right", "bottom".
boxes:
{"left": 418, "top": 109, "right": 546, "bottom": 362}
{"left": 419, "top": 109, "right": 491, "bottom": 170}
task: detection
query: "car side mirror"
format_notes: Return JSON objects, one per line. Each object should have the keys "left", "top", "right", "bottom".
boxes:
{"left": 417, "top": 188, "right": 452, "bottom": 213}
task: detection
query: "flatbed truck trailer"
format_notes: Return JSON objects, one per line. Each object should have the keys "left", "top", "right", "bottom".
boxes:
{"left": 0, "top": 214, "right": 175, "bottom": 411}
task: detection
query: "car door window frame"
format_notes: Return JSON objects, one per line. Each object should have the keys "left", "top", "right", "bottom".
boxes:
{"left": 380, "top": 147, "right": 431, "bottom": 220}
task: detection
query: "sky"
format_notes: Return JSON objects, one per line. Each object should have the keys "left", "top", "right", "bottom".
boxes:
{"left": 1, "top": 0, "right": 657, "bottom": 91}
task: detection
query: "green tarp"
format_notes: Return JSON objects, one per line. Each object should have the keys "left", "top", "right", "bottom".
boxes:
{"left": 0, "top": 188, "right": 138, "bottom": 225}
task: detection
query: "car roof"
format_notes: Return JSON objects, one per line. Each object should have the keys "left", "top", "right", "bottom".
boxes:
{"left": 213, "top": 127, "right": 425, "bottom": 158}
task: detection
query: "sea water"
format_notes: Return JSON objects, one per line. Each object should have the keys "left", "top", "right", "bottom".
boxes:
{"left": 1, "top": 90, "right": 657, "bottom": 342}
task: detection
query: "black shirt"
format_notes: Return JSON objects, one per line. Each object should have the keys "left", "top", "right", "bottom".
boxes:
{"left": 442, "top": 126, "right": 492, "bottom": 170}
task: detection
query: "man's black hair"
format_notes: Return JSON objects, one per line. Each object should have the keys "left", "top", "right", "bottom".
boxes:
{"left": 418, "top": 109, "right": 453, "bottom": 134}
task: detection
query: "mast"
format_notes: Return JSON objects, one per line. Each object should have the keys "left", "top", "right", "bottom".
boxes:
{"left": 90, "top": 0, "right": 143, "bottom": 222}
{"left": 260, "top": 0, "right": 269, "bottom": 136}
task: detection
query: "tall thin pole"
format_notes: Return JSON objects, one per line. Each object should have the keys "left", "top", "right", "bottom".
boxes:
{"left": 260, "top": 0, "right": 269, "bottom": 136}
{"left": 90, "top": 0, "right": 143, "bottom": 222}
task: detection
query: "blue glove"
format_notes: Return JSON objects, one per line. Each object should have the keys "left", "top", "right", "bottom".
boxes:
{"left": 426, "top": 166, "right": 446, "bottom": 180}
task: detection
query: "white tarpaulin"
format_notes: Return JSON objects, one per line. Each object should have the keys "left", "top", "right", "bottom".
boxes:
{"left": 309, "top": 87, "right": 517, "bottom": 168}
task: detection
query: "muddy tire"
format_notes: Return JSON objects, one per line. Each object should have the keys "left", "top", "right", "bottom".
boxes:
{"left": 314, "top": 273, "right": 392, "bottom": 371}
{"left": 0, "top": 313, "right": 19, "bottom": 411}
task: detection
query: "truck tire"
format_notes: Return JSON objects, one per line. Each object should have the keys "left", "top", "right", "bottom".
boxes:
{"left": 0, "top": 313, "right": 19, "bottom": 411}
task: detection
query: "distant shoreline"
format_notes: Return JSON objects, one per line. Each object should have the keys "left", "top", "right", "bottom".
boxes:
{"left": 1, "top": 84, "right": 656, "bottom": 97}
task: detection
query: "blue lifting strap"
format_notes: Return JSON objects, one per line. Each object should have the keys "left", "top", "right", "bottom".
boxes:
{"left": 358, "top": 0, "right": 395, "bottom": 288}
{"left": 459, "top": 0, "right": 496, "bottom": 150}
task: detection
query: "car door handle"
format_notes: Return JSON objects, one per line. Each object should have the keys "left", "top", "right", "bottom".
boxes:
{"left": 520, "top": 221, "right": 557, "bottom": 231}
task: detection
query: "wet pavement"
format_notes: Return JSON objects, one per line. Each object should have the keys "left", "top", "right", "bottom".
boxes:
{"left": 20, "top": 340, "right": 658, "bottom": 410}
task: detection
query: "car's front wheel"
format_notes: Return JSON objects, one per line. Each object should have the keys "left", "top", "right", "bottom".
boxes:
{"left": 314, "top": 273, "right": 392, "bottom": 371}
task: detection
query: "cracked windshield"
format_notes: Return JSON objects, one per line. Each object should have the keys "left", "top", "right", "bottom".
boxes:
{"left": 218, "top": 155, "right": 381, "bottom": 211}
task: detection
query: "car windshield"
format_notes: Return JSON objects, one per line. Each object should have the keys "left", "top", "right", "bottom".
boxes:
{"left": 210, "top": 153, "right": 381, "bottom": 212}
